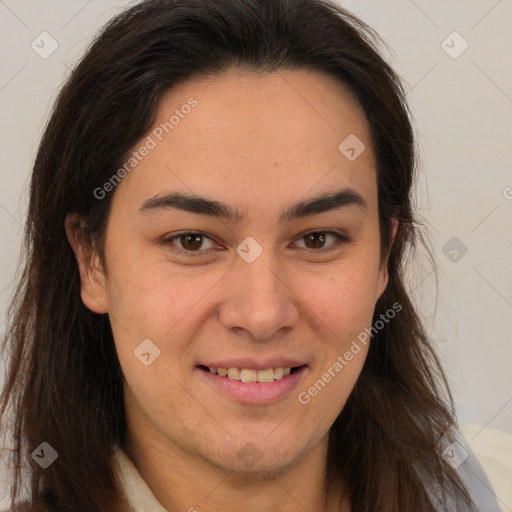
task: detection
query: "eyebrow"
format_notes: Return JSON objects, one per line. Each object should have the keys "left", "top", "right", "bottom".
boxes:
{"left": 138, "top": 188, "right": 367, "bottom": 223}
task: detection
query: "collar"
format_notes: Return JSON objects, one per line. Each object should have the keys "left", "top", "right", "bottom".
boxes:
{"left": 112, "top": 445, "right": 169, "bottom": 512}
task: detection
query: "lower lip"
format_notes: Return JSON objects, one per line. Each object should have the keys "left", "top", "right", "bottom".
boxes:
{"left": 197, "top": 366, "right": 308, "bottom": 405}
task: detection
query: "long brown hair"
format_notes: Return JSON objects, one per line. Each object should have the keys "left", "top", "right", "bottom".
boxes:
{"left": 1, "top": 0, "right": 473, "bottom": 510}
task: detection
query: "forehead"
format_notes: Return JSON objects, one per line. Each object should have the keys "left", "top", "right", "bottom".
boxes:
{"left": 113, "top": 67, "right": 377, "bottom": 217}
{"left": 155, "top": 67, "right": 372, "bottom": 158}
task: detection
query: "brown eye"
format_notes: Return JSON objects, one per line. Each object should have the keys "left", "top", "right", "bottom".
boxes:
{"left": 162, "top": 231, "right": 216, "bottom": 257}
{"left": 180, "top": 233, "right": 204, "bottom": 251}
{"left": 295, "top": 231, "right": 349, "bottom": 251}
{"left": 304, "top": 232, "right": 327, "bottom": 249}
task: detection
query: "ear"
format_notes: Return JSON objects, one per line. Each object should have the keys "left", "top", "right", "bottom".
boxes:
{"left": 375, "top": 217, "right": 399, "bottom": 300}
{"left": 65, "top": 213, "right": 109, "bottom": 314}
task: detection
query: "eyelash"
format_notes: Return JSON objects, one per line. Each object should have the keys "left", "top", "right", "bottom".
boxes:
{"left": 160, "top": 230, "right": 351, "bottom": 258}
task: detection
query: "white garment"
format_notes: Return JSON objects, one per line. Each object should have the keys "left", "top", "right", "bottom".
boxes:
{"left": 113, "top": 445, "right": 168, "bottom": 512}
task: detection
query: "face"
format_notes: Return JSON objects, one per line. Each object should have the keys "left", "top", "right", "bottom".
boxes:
{"left": 70, "top": 68, "right": 393, "bottom": 475}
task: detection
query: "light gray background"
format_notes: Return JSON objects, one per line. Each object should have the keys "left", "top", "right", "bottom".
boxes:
{"left": 0, "top": 0, "right": 511, "bottom": 503}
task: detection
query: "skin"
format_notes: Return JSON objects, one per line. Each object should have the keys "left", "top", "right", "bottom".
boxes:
{"left": 66, "top": 67, "right": 397, "bottom": 512}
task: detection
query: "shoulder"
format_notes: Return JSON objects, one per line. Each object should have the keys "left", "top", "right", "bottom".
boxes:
{"left": 453, "top": 440, "right": 502, "bottom": 512}
{"left": 425, "top": 428, "right": 502, "bottom": 512}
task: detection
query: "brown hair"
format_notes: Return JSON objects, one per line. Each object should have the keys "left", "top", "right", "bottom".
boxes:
{"left": 1, "top": 0, "right": 473, "bottom": 510}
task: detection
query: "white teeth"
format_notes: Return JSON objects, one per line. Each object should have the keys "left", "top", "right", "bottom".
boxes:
{"left": 273, "top": 367, "right": 284, "bottom": 379}
{"left": 227, "top": 367, "right": 241, "bottom": 380}
{"left": 240, "top": 369, "right": 257, "bottom": 382}
{"left": 257, "top": 369, "right": 274, "bottom": 383}
{"left": 207, "top": 366, "right": 294, "bottom": 382}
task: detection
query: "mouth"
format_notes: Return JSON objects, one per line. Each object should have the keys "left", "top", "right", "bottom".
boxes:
{"left": 196, "top": 363, "right": 308, "bottom": 405}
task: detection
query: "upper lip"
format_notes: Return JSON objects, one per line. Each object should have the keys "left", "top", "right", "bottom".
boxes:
{"left": 198, "top": 358, "right": 307, "bottom": 371}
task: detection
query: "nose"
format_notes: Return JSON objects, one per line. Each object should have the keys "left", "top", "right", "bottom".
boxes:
{"left": 218, "top": 248, "right": 300, "bottom": 340}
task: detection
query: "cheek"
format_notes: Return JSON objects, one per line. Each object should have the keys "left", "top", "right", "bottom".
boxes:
{"left": 300, "top": 263, "right": 381, "bottom": 344}
{"left": 122, "top": 361, "right": 201, "bottom": 443}
{"left": 297, "top": 272, "right": 374, "bottom": 422}
{"left": 107, "top": 269, "right": 200, "bottom": 423}
{"left": 106, "top": 246, "right": 223, "bottom": 337}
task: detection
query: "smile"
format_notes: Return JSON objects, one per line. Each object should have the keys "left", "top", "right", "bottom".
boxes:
{"left": 196, "top": 364, "right": 308, "bottom": 404}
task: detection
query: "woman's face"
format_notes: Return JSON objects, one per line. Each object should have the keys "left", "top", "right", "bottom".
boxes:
{"left": 76, "top": 68, "right": 391, "bottom": 474}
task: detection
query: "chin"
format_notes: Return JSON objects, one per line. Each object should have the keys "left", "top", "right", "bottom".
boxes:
{"left": 203, "top": 434, "right": 307, "bottom": 475}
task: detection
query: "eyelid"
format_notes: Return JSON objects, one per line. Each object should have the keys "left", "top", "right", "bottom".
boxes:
{"left": 292, "top": 230, "right": 350, "bottom": 251}
{"left": 161, "top": 229, "right": 351, "bottom": 257}
{"left": 161, "top": 231, "right": 219, "bottom": 258}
